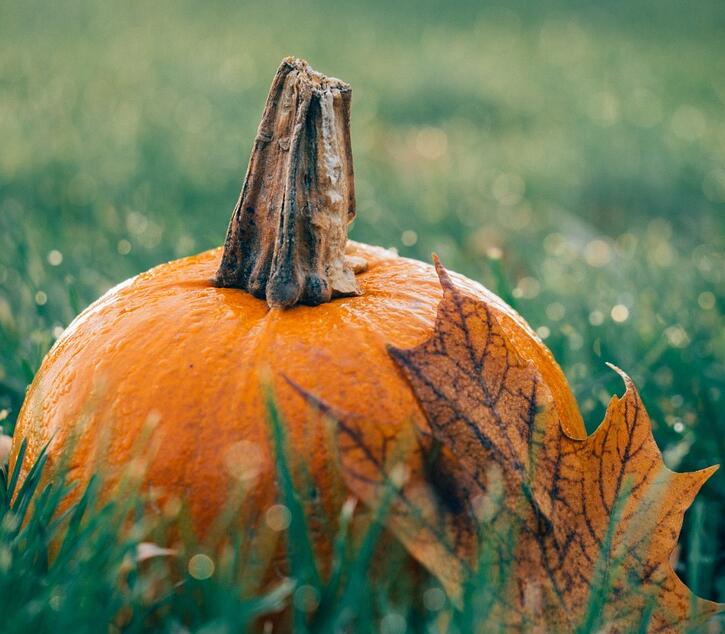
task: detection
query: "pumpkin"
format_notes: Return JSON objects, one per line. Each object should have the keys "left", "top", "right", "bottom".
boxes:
{"left": 11, "top": 59, "right": 583, "bottom": 584}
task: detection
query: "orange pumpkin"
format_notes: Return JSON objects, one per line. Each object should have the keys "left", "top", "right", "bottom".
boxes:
{"left": 10, "top": 58, "right": 583, "bottom": 583}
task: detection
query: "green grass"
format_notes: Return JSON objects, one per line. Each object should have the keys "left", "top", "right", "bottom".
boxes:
{"left": 1, "top": 0, "right": 723, "bottom": 630}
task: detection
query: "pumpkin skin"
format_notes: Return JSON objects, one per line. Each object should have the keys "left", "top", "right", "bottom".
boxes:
{"left": 10, "top": 240, "right": 584, "bottom": 579}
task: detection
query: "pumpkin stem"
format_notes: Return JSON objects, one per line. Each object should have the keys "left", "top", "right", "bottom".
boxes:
{"left": 215, "top": 57, "right": 361, "bottom": 308}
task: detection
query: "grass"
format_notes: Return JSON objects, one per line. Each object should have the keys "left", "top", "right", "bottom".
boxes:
{"left": 1, "top": 400, "right": 717, "bottom": 631}
{"left": 0, "top": 0, "right": 723, "bottom": 630}
{"left": 0, "top": 403, "right": 427, "bottom": 632}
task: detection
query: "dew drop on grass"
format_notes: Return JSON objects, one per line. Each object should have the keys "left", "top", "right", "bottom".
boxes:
{"left": 293, "top": 584, "right": 320, "bottom": 613}
{"left": 546, "top": 302, "right": 565, "bottom": 321}
{"left": 117, "top": 239, "right": 132, "bottom": 255}
{"left": 698, "top": 291, "right": 715, "bottom": 310}
{"left": 610, "top": 304, "right": 629, "bottom": 323}
{"left": 380, "top": 612, "right": 407, "bottom": 634}
{"left": 401, "top": 230, "right": 418, "bottom": 246}
{"left": 588, "top": 310, "right": 604, "bottom": 326}
{"left": 47, "top": 250, "right": 63, "bottom": 266}
{"left": 188, "top": 553, "right": 214, "bottom": 580}
{"left": 423, "top": 587, "right": 446, "bottom": 611}
{"left": 265, "top": 504, "right": 291, "bottom": 532}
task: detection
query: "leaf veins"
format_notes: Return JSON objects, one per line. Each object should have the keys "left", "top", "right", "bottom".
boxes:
{"left": 292, "top": 257, "right": 721, "bottom": 632}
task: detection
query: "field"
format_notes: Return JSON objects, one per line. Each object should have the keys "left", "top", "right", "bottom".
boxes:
{"left": 1, "top": 0, "right": 723, "bottom": 631}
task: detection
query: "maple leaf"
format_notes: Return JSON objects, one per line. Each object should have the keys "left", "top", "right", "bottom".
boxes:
{"left": 292, "top": 257, "right": 721, "bottom": 632}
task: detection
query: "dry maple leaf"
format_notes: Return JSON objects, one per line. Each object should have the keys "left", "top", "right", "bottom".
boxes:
{"left": 293, "top": 257, "right": 721, "bottom": 633}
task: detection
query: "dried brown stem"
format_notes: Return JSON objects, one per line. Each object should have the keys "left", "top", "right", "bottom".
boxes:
{"left": 215, "top": 57, "right": 360, "bottom": 308}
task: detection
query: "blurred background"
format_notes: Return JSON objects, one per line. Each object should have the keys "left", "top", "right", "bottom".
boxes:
{"left": 1, "top": 0, "right": 723, "bottom": 602}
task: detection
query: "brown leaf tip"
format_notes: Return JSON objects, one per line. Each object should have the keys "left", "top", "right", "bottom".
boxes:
{"left": 605, "top": 361, "right": 635, "bottom": 393}
{"left": 431, "top": 254, "right": 455, "bottom": 294}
